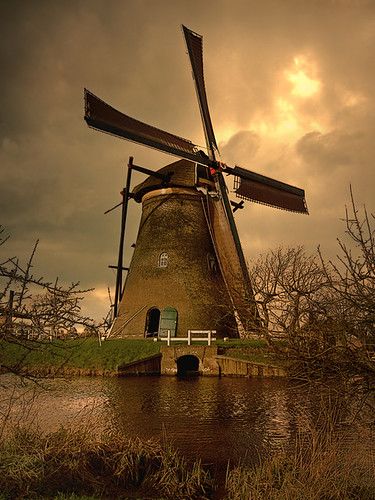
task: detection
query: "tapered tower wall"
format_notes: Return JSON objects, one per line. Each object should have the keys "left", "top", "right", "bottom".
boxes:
{"left": 111, "top": 182, "right": 238, "bottom": 339}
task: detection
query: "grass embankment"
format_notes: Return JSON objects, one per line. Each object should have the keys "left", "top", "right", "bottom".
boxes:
{"left": 0, "top": 337, "right": 287, "bottom": 377}
{"left": 0, "top": 339, "right": 160, "bottom": 377}
{"left": 226, "top": 443, "right": 375, "bottom": 499}
{"left": 216, "top": 338, "right": 287, "bottom": 367}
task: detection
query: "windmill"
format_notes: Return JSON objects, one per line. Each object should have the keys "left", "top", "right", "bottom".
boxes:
{"left": 84, "top": 26, "right": 308, "bottom": 339}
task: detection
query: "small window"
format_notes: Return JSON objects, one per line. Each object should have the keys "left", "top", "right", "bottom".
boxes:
{"left": 158, "top": 252, "right": 169, "bottom": 268}
{"left": 207, "top": 253, "right": 218, "bottom": 273}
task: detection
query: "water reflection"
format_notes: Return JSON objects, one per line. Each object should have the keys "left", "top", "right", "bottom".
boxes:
{"left": 0, "top": 374, "right": 355, "bottom": 468}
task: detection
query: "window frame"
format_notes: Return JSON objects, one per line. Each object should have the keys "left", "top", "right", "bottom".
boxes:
{"left": 158, "top": 252, "right": 169, "bottom": 268}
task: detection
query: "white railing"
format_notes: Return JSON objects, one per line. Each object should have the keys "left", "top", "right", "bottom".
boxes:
{"left": 160, "top": 329, "right": 216, "bottom": 346}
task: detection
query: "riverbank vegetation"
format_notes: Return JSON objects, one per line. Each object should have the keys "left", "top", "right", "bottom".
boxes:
{"left": 1, "top": 409, "right": 374, "bottom": 500}
{"left": 225, "top": 389, "right": 375, "bottom": 499}
{"left": 0, "top": 338, "right": 161, "bottom": 376}
{"left": 226, "top": 438, "right": 375, "bottom": 500}
{"left": 249, "top": 192, "right": 374, "bottom": 388}
{"left": 0, "top": 425, "right": 212, "bottom": 499}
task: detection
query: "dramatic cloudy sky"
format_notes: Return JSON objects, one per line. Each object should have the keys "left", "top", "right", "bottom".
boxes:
{"left": 1, "top": 0, "right": 374, "bottom": 319}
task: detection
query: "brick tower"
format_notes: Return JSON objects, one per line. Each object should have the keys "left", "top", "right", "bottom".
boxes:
{"left": 111, "top": 159, "right": 239, "bottom": 339}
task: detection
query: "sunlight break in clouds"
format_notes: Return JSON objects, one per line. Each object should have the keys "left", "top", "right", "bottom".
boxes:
{"left": 286, "top": 55, "right": 321, "bottom": 98}
{"left": 220, "top": 54, "right": 324, "bottom": 146}
{"left": 251, "top": 54, "right": 324, "bottom": 142}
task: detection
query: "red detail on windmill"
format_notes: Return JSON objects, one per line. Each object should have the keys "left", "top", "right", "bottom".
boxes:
{"left": 210, "top": 161, "right": 227, "bottom": 176}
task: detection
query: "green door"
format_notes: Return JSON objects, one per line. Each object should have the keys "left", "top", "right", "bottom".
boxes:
{"left": 159, "top": 307, "right": 178, "bottom": 337}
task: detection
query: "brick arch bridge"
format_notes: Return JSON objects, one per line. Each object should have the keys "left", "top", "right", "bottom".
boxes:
{"left": 160, "top": 345, "right": 219, "bottom": 376}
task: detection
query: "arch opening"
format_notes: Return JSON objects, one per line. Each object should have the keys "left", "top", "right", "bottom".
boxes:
{"left": 145, "top": 307, "right": 160, "bottom": 338}
{"left": 177, "top": 355, "right": 200, "bottom": 377}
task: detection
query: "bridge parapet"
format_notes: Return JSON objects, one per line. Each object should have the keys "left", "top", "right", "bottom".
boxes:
{"left": 160, "top": 345, "right": 219, "bottom": 376}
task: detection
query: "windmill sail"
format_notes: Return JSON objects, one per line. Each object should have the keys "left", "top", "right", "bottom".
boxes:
{"left": 183, "top": 25, "right": 260, "bottom": 327}
{"left": 233, "top": 166, "right": 308, "bottom": 214}
{"left": 203, "top": 192, "right": 259, "bottom": 329}
{"left": 84, "top": 89, "right": 205, "bottom": 164}
{"left": 182, "top": 25, "right": 218, "bottom": 157}
{"left": 84, "top": 89, "right": 308, "bottom": 215}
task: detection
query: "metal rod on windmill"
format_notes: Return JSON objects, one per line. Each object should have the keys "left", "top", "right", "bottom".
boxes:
{"left": 114, "top": 157, "right": 133, "bottom": 318}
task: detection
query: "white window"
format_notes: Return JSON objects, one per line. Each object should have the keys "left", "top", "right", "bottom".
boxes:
{"left": 158, "top": 252, "right": 169, "bottom": 268}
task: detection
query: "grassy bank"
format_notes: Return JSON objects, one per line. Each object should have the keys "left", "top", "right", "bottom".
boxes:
{"left": 226, "top": 430, "right": 375, "bottom": 500}
{"left": 1, "top": 421, "right": 373, "bottom": 500}
{"left": 226, "top": 448, "right": 375, "bottom": 500}
{"left": 217, "top": 338, "right": 287, "bottom": 367}
{"left": 0, "top": 337, "right": 287, "bottom": 377}
{"left": 0, "top": 339, "right": 161, "bottom": 376}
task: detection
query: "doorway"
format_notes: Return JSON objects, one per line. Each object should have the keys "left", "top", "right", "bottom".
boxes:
{"left": 145, "top": 308, "right": 160, "bottom": 337}
{"left": 158, "top": 307, "right": 178, "bottom": 337}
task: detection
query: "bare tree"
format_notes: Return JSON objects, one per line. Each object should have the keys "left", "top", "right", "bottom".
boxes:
{"left": 317, "top": 189, "right": 375, "bottom": 380}
{"left": 249, "top": 246, "right": 332, "bottom": 347}
{"left": 0, "top": 227, "right": 101, "bottom": 343}
{"left": 248, "top": 190, "right": 375, "bottom": 384}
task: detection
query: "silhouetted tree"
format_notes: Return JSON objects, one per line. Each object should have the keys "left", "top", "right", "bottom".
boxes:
{"left": 320, "top": 188, "right": 374, "bottom": 348}
{"left": 0, "top": 227, "right": 100, "bottom": 344}
{"left": 249, "top": 190, "right": 374, "bottom": 385}
{"left": 250, "top": 246, "right": 332, "bottom": 347}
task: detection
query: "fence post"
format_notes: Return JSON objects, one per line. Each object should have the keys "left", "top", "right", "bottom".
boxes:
{"left": 208, "top": 330, "right": 211, "bottom": 346}
{"left": 167, "top": 329, "right": 171, "bottom": 347}
{"left": 188, "top": 330, "right": 191, "bottom": 345}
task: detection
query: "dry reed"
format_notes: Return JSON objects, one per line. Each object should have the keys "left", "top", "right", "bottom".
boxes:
{"left": 225, "top": 402, "right": 375, "bottom": 500}
{"left": 0, "top": 425, "right": 212, "bottom": 499}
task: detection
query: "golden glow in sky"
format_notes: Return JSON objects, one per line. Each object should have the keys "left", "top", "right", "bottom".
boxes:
{"left": 248, "top": 55, "right": 323, "bottom": 140}
{"left": 286, "top": 56, "right": 321, "bottom": 98}
{"left": 218, "top": 53, "right": 325, "bottom": 146}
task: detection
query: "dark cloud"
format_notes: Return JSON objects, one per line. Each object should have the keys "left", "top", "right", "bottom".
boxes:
{"left": 296, "top": 130, "right": 364, "bottom": 171}
{"left": 220, "top": 130, "right": 260, "bottom": 164}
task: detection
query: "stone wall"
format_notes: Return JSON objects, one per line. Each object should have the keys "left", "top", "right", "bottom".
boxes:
{"left": 216, "top": 356, "right": 287, "bottom": 377}
{"left": 117, "top": 348, "right": 287, "bottom": 377}
{"left": 118, "top": 354, "right": 162, "bottom": 376}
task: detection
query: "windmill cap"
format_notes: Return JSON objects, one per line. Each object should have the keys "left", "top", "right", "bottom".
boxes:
{"left": 132, "top": 159, "right": 198, "bottom": 202}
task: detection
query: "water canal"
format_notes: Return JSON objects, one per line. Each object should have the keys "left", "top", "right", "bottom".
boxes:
{"left": 0, "top": 374, "right": 369, "bottom": 472}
